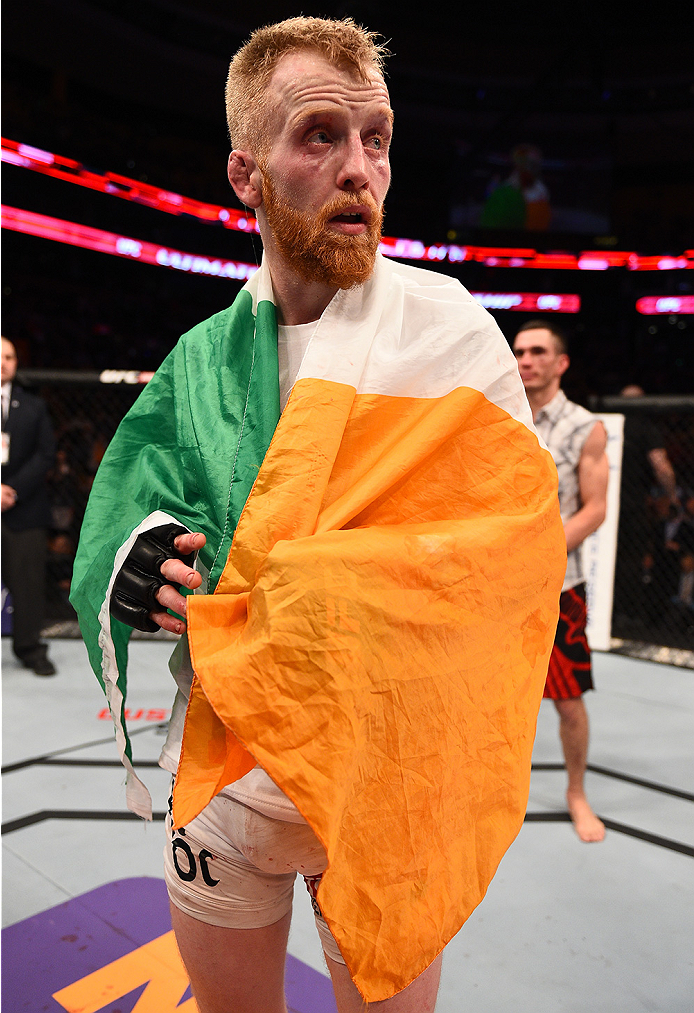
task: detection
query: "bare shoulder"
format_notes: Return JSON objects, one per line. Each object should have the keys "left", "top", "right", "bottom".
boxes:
{"left": 583, "top": 419, "right": 608, "bottom": 457}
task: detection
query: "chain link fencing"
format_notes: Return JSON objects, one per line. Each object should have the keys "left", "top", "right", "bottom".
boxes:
{"left": 590, "top": 394, "right": 694, "bottom": 664}
{"left": 5, "top": 374, "right": 694, "bottom": 664}
{"left": 7, "top": 370, "right": 148, "bottom": 632}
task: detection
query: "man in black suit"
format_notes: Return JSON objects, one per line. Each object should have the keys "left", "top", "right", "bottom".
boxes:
{"left": 2, "top": 336, "right": 57, "bottom": 675}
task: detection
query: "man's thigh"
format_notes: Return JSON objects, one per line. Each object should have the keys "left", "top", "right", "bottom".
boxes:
{"left": 164, "top": 787, "right": 356, "bottom": 1001}
{"left": 170, "top": 902, "right": 292, "bottom": 1013}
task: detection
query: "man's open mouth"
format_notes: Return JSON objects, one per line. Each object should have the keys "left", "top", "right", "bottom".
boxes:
{"left": 329, "top": 206, "right": 371, "bottom": 225}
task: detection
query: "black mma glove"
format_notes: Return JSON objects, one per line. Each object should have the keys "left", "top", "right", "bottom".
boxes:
{"left": 110, "top": 523, "right": 195, "bottom": 633}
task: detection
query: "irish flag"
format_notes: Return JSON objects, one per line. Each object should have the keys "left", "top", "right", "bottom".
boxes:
{"left": 72, "top": 253, "right": 565, "bottom": 1001}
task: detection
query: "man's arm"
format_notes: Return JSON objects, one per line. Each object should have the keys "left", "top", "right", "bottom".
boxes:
{"left": 5, "top": 400, "right": 55, "bottom": 503}
{"left": 647, "top": 447, "right": 677, "bottom": 503}
{"left": 564, "top": 421, "right": 609, "bottom": 553}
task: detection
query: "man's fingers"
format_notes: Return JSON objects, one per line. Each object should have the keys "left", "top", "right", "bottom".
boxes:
{"left": 174, "top": 531, "right": 206, "bottom": 555}
{"left": 160, "top": 557, "right": 201, "bottom": 588}
{"left": 149, "top": 610, "right": 186, "bottom": 635}
{"left": 155, "top": 583, "right": 188, "bottom": 616}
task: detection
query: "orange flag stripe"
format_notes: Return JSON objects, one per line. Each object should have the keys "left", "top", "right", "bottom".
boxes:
{"left": 179, "top": 378, "right": 564, "bottom": 999}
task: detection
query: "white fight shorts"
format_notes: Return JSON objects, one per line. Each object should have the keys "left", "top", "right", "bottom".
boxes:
{"left": 163, "top": 786, "right": 345, "bottom": 964}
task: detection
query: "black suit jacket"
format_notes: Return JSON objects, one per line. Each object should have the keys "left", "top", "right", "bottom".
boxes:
{"left": 1, "top": 383, "right": 55, "bottom": 531}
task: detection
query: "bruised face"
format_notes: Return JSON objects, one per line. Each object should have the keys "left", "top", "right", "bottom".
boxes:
{"left": 258, "top": 51, "right": 392, "bottom": 288}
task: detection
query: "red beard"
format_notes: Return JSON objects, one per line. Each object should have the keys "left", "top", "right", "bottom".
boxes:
{"left": 261, "top": 174, "right": 384, "bottom": 289}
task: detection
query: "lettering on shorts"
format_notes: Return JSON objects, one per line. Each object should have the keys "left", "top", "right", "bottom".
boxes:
{"left": 167, "top": 790, "right": 221, "bottom": 888}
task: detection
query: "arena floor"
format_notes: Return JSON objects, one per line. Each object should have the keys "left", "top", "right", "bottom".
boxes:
{"left": 2, "top": 638, "right": 693, "bottom": 1012}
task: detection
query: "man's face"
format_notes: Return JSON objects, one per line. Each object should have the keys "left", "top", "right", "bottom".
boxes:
{"left": 512, "top": 328, "right": 568, "bottom": 394}
{"left": 257, "top": 50, "right": 393, "bottom": 288}
{"left": 1, "top": 339, "right": 17, "bottom": 384}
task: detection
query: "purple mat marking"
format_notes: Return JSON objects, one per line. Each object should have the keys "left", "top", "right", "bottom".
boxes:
{"left": 2, "top": 877, "right": 337, "bottom": 1012}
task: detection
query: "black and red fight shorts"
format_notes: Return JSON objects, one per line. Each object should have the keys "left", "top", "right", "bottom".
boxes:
{"left": 544, "top": 582, "right": 594, "bottom": 700}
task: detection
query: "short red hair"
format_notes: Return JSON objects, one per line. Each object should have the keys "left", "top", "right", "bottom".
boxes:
{"left": 225, "top": 16, "right": 389, "bottom": 156}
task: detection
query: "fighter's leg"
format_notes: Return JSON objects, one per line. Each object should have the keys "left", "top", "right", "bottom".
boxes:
{"left": 325, "top": 952, "right": 442, "bottom": 1013}
{"left": 1, "top": 524, "right": 49, "bottom": 665}
{"left": 170, "top": 903, "right": 291, "bottom": 1013}
{"left": 305, "top": 880, "right": 441, "bottom": 1013}
{"left": 553, "top": 696, "right": 605, "bottom": 842}
{"left": 164, "top": 792, "right": 299, "bottom": 1012}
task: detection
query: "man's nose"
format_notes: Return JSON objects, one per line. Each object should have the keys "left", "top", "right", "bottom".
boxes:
{"left": 337, "top": 135, "right": 369, "bottom": 190}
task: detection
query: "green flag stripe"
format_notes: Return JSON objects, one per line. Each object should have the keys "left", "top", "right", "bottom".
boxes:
{"left": 70, "top": 286, "right": 280, "bottom": 815}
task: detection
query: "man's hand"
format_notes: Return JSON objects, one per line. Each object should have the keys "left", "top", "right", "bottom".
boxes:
{"left": 110, "top": 526, "right": 206, "bottom": 634}
{"left": 1, "top": 484, "right": 17, "bottom": 512}
{"left": 151, "top": 531, "right": 206, "bottom": 634}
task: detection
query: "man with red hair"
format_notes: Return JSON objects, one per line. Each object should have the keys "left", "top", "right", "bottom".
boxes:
{"left": 73, "top": 18, "right": 565, "bottom": 1012}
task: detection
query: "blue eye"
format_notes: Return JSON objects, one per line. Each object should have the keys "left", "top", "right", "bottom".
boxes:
{"left": 308, "top": 131, "right": 330, "bottom": 144}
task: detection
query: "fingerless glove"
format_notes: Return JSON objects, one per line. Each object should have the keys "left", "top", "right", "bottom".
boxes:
{"left": 110, "top": 523, "right": 195, "bottom": 632}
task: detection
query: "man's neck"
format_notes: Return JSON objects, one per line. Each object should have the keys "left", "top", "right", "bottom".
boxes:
{"left": 261, "top": 232, "right": 339, "bottom": 326}
{"left": 272, "top": 269, "right": 338, "bottom": 326}
{"left": 526, "top": 382, "right": 561, "bottom": 418}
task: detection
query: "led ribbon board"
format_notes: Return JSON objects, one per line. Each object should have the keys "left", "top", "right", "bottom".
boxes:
{"left": 3, "top": 138, "right": 693, "bottom": 272}
{"left": 471, "top": 292, "right": 580, "bottom": 312}
{"left": 3, "top": 205, "right": 582, "bottom": 311}
{"left": 2, "top": 138, "right": 260, "bottom": 234}
{"left": 2, "top": 206, "right": 257, "bottom": 281}
{"left": 636, "top": 296, "right": 694, "bottom": 315}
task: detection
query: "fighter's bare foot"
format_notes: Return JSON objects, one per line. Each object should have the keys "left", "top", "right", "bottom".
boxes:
{"left": 567, "top": 793, "right": 605, "bottom": 842}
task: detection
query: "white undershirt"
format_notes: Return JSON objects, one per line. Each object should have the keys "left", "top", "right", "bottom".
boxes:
{"left": 2, "top": 381, "right": 11, "bottom": 424}
{"left": 277, "top": 320, "right": 318, "bottom": 411}
{"left": 159, "top": 320, "right": 320, "bottom": 824}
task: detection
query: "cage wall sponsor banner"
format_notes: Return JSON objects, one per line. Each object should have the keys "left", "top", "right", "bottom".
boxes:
{"left": 1, "top": 206, "right": 258, "bottom": 281}
{"left": 100, "top": 369, "right": 156, "bottom": 384}
{"left": 471, "top": 292, "right": 580, "bottom": 312}
{"left": 4, "top": 138, "right": 693, "bottom": 271}
{"left": 582, "top": 413, "right": 624, "bottom": 652}
{"left": 636, "top": 295, "right": 694, "bottom": 315}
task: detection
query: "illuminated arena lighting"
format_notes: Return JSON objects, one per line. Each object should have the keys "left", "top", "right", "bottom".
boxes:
{"left": 471, "top": 292, "right": 580, "bottom": 312}
{"left": 0, "top": 205, "right": 684, "bottom": 320}
{"left": 1, "top": 206, "right": 258, "bottom": 281}
{"left": 636, "top": 296, "right": 694, "bottom": 315}
{"left": 2, "top": 206, "right": 582, "bottom": 314}
{"left": 3, "top": 138, "right": 693, "bottom": 272}
{"left": 1, "top": 138, "right": 261, "bottom": 234}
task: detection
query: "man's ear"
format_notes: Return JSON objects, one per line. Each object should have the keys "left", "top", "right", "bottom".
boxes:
{"left": 557, "top": 353, "right": 570, "bottom": 378}
{"left": 228, "top": 151, "right": 263, "bottom": 209}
